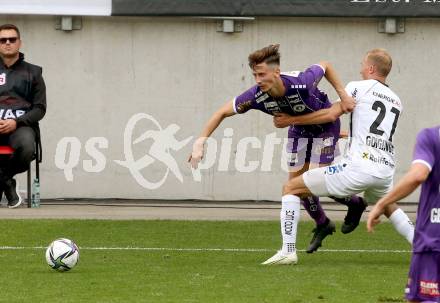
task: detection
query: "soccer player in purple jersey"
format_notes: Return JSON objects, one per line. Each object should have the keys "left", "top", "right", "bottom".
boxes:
{"left": 189, "top": 44, "right": 366, "bottom": 258}
{"left": 368, "top": 126, "right": 440, "bottom": 303}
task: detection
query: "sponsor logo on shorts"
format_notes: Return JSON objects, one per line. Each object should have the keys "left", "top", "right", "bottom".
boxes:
{"left": 361, "top": 152, "right": 395, "bottom": 168}
{"left": 325, "top": 163, "right": 346, "bottom": 175}
{"left": 419, "top": 281, "right": 440, "bottom": 297}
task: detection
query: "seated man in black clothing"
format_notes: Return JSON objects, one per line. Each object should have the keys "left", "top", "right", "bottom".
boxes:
{"left": 0, "top": 24, "right": 46, "bottom": 208}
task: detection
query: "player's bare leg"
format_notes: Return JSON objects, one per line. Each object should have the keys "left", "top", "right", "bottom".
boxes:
{"left": 289, "top": 162, "right": 336, "bottom": 253}
{"left": 288, "top": 170, "right": 337, "bottom": 254}
{"left": 289, "top": 162, "right": 366, "bottom": 254}
{"left": 289, "top": 163, "right": 332, "bottom": 231}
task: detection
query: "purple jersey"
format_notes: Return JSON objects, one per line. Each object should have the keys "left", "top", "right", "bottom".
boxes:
{"left": 412, "top": 126, "right": 440, "bottom": 253}
{"left": 233, "top": 64, "right": 338, "bottom": 137}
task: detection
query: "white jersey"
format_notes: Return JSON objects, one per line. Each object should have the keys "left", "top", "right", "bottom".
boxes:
{"left": 343, "top": 79, "right": 403, "bottom": 178}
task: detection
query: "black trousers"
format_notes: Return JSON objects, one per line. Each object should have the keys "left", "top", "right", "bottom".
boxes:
{"left": 0, "top": 126, "right": 36, "bottom": 180}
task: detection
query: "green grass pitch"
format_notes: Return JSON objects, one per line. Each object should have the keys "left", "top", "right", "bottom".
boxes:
{"left": 0, "top": 220, "right": 411, "bottom": 303}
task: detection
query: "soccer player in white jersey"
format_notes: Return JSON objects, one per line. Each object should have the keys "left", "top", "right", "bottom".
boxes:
{"left": 368, "top": 125, "right": 440, "bottom": 303}
{"left": 262, "top": 49, "right": 414, "bottom": 265}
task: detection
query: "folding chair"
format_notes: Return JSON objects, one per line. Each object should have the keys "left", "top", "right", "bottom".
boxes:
{"left": 0, "top": 139, "right": 41, "bottom": 208}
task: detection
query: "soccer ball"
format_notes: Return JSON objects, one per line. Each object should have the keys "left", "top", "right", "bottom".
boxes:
{"left": 45, "top": 238, "right": 80, "bottom": 271}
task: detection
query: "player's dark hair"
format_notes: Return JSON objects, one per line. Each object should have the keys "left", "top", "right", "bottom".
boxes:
{"left": 0, "top": 24, "right": 20, "bottom": 38}
{"left": 248, "top": 44, "right": 280, "bottom": 69}
{"left": 366, "top": 48, "right": 392, "bottom": 77}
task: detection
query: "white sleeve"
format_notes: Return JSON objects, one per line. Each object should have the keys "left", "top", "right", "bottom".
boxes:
{"left": 345, "top": 81, "right": 357, "bottom": 98}
{"left": 232, "top": 97, "right": 238, "bottom": 114}
{"left": 412, "top": 159, "right": 433, "bottom": 172}
{"left": 312, "top": 64, "right": 326, "bottom": 74}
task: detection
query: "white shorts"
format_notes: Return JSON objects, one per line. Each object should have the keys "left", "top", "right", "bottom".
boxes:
{"left": 302, "top": 161, "right": 393, "bottom": 203}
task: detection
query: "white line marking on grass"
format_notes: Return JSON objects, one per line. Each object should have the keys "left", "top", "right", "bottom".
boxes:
{"left": 0, "top": 246, "right": 411, "bottom": 253}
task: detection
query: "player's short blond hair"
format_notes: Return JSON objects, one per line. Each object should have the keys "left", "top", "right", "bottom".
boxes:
{"left": 366, "top": 49, "right": 392, "bottom": 77}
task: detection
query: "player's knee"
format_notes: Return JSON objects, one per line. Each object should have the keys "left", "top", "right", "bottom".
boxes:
{"left": 282, "top": 182, "right": 295, "bottom": 195}
{"left": 282, "top": 181, "right": 305, "bottom": 196}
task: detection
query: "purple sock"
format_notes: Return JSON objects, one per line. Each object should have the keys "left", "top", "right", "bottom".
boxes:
{"left": 331, "top": 195, "right": 364, "bottom": 206}
{"left": 301, "top": 195, "right": 328, "bottom": 226}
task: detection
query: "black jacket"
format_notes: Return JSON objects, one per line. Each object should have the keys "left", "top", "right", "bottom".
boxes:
{"left": 0, "top": 52, "right": 46, "bottom": 128}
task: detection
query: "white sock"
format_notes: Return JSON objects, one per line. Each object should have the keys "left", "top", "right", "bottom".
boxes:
{"left": 280, "top": 194, "right": 301, "bottom": 255}
{"left": 389, "top": 208, "right": 414, "bottom": 244}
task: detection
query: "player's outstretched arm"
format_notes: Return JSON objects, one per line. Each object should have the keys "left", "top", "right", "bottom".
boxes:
{"left": 273, "top": 102, "right": 344, "bottom": 128}
{"left": 367, "top": 163, "right": 430, "bottom": 232}
{"left": 319, "top": 61, "right": 355, "bottom": 113}
{"left": 189, "top": 100, "right": 235, "bottom": 168}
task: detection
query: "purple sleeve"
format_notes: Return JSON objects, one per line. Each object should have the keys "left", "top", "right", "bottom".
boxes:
{"left": 233, "top": 86, "right": 258, "bottom": 114}
{"left": 298, "top": 64, "right": 325, "bottom": 91}
{"left": 412, "top": 129, "right": 436, "bottom": 171}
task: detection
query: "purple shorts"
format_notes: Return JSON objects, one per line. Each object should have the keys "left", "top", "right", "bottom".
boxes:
{"left": 406, "top": 252, "right": 440, "bottom": 302}
{"left": 287, "top": 121, "right": 341, "bottom": 168}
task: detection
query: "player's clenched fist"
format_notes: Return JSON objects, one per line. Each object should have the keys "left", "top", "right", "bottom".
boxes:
{"left": 340, "top": 95, "right": 356, "bottom": 113}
